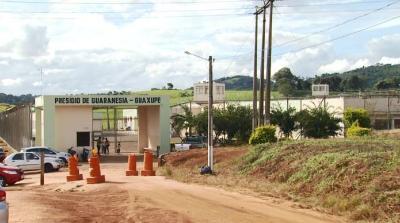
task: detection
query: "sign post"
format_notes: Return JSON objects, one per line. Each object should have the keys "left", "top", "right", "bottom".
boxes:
{"left": 40, "top": 151, "right": 44, "bottom": 185}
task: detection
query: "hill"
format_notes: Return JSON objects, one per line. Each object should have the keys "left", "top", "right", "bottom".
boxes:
{"left": 215, "top": 75, "right": 256, "bottom": 90}
{"left": 215, "top": 64, "right": 400, "bottom": 91}
{"left": 160, "top": 138, "right": 400, "bottom": 222}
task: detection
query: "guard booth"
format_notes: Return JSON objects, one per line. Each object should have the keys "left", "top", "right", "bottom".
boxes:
{"left": 34, "top": 95, "right": 170, "bottom": 155}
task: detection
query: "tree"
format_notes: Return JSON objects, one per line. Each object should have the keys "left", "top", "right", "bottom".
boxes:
{"left": 167, "top": 83, "right": 174, "bottom": 90}
{"left": 341, "top": 75, "right": 364, "bottom": 91}
{"left": 297, "top": 106, "right": 341, "bottom": 138}
{"left": 171, "top": 105, "right": 195, "bottom": 139}
{"left": 314, "top": 75, "right": 343, "bottom": 91}
{"left": 273, "top": 67, "right": 297, "bottom": 96}
{"left": 271, "top": 106, "right": 297, "bottom": 138}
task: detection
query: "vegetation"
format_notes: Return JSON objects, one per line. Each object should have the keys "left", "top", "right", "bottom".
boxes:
{"left": 347, "top": 123, "right": 371, "bottom": 137}
{"left": 248, "top": 125, "right": 277, "bottom": 145}
{"left": 0, "top": 103, "right": 13, "bottom": 112}
{"left": 215, "top": 64, "right": 400, "bottom": 93}
{"left": 0, "top": 93, "right": 34, "bottom": 105}
{"left": 161, "top": 138, "right": 400, "bottom": 222}
{"left": 240, "top": 139, "right": 400, "bottom": 221}
{"left": 297, "top": 106, "right": 341, "bottom": 138}
{"left": 343, "top": 108, "right": 371, "bottom": 128}
{"left": 270, "top": 106, "right": 297, "bottom": 138}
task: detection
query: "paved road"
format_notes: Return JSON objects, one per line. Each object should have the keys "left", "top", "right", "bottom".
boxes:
{"left": 6, "top": 163, "right": 344, "bottom": 223}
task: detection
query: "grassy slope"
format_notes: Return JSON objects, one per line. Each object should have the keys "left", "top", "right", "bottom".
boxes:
{"left": 136, "top": 90, "right": 281, "bottom": 106}
{"left": 0, "top": 103, "right": 13, "bottom": 112}
{"left": 160, "top": 138, "right": 400, "bottom": 222}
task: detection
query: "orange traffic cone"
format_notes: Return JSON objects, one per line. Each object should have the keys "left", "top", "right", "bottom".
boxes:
{"left": 126, "top": 154, "right": 138, "bottom": 176}
{"left": 141, "top": 149, "right": 155, "bottom": 176}
{"left": 66, "top": 156, "right": 83, "bottom": 182}
{"left": 86, "top": 156, "right": 105, "bottom": 184}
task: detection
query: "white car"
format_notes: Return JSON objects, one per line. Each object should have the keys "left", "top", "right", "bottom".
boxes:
{"left": 20, "top": 147, "right": 70, "bottom": 166}
{"left": 4, "top": 152, "right": 62, "bottom": 172}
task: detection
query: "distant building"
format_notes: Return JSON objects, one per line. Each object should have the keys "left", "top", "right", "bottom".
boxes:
{"left": 193, "top": 82, "right": 225, "bottom": 103}
{"left": 312, "top": 84, "right": 329, "bottom": 97}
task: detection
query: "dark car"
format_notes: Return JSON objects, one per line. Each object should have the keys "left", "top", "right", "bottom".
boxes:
{"left": 0, "top": 163, "right": 24, "bottom": 187}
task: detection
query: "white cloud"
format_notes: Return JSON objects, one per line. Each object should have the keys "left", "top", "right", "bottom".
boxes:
{"left": 1, "top": 78, "right": 22, "bottom": 86}
{"left": 379, "top": 57, "right": 400, "bottom": 65}
{"left": 318, "top": 58, "right": 370, "bottom": 74}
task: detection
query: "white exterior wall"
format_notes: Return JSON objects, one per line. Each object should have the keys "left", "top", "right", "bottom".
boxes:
{"left": 138, "top": 106, "right": 160, "bottom": 151}
{"left": 54, "top": 106, "right": 92, "bottom": 151}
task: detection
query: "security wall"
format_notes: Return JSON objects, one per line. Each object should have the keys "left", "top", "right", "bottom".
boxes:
{"left": 0, "top": 105, "right": 32, "bottom": 150}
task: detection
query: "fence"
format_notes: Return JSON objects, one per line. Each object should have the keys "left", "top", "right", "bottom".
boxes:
{"left": 0, "top": 104, "right": 33, "bottom": 150}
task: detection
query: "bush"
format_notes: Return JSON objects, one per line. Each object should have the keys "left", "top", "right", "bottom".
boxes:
{"left": 347, "top": 122, "right": 371, "bottom": 137}
{"left": 249, "top": 125, "right": 277, "bottom": 145}
{"left": 297, "top": 106, "right": 341, "bottom": 138}
{"left": 344, "top": 108, "right": 371, "bottom": 128}
{"left": 271, "top": 106, "right": 297, "bottom": 138}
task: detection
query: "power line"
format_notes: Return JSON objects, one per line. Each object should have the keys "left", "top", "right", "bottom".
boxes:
{"left": 274, "top": 0, "right": 400, "bottom": 48}
{"left": 0, "top": 0, "right": 250, "bottom": 5}
{"left": 276, "top": 0, "right": 393, "bottom": 7}
{"left": 273, "top": 14, "right": 400, "bottom": 56}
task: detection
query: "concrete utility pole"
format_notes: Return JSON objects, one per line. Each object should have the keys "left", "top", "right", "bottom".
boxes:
{"left": 252, "top": 7, "right": 259, "bottom": 130}
{"left": 265, "top": 0, "right": 274, "bottom": 124}
{"left": 208, "top": 56, "right": 214, "bottom": 171}
{"left": 184, "top": 51, "right": 214, "bottom": 171}
{"left": 259, "top": 4, "right": 267, "bottom": 126}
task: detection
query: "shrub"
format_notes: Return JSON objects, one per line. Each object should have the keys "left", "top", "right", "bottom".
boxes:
{"left": 249, "top": 125, "right": 277, "bottom": 145}
{"left": 297, "top": 106, "right": 341, "bottom": 138}
{"left": 344, "top": 108, "right": 371, "bottom": 128}
{"left": 271, "top": 106, "right": 297, "bottom": 138}
{"left": 347, "top": 122, "right": 371, "bottom": 137}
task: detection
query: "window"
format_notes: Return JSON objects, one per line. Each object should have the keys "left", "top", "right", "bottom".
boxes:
{"left": 27, "top": 148, "right": 40, "bottom": 153}
{"left": 43, "top": 149, "right": 56, "bottom": 155}
{"left": 77, "top": 132, "right": 90, "bottom": 147}
{"left": 26, "top": 153, "right": 39, "bottom": 160}
{"left": 12, "top": 153, "right": 24, "bottom": 160}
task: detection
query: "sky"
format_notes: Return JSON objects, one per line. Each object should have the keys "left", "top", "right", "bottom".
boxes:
{"left": 0, "top": 0, "right": 399, "bottom": 95}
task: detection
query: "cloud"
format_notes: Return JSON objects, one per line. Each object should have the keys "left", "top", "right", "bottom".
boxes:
{"left": 368, "top": 34, "right": 400, "bottom": 59}
{"left": 19, "top": 26, "right": 49, "bottom": 57}
{"left": 1, "top": 78, "right": 22, "bottom": 86}
{"left": 318, "top": 58, "right": 370, "bottom": 74}
{"left": 379, "top": 57, "right": 400, "bottom": 65}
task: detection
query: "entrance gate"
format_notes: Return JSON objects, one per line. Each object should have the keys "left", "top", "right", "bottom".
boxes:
{"left": 92, "top": 107, "right": 138, "bottom": 154}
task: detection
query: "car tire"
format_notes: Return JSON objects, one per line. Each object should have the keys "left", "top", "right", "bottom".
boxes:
{"left": 59, "top": 157, "right": 68, "bottom": 166}
{"left": 44, "top": 163, "right": 53, "bottom": 173}
{"left": 0, "top": 176, "right": 6, "bottom": 187}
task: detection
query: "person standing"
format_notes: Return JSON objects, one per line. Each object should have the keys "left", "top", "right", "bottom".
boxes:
{"left": 101, "top": 137, "right": 106, "bottom": 155}
{"left": 105, "top": 138, "right": 110, "bottom": 154}
{"left": 96, "top": 137, "right": 101, "bottom": 156}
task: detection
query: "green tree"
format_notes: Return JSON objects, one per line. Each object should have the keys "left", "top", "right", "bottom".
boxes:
{"left": 167, "top": 83, "right": 174, "bottom": 90}
{"left": 343, "top": 108, "right": 370, "bottom": 128}
{"left": 273, "top": 67, "right": 297, "bottom": 96}
{"left": 270, "top": 106, "right": 297, "bottom": 138}
{"left": 171, "top": 105, "right": 195, "bottom": 138}
{"left": 297, "top": 106, "right": 341, "bottom": 138}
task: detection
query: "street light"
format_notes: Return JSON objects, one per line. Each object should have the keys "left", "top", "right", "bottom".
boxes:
{"left": 185, "top": 51, "right": 214, "bottom": 172}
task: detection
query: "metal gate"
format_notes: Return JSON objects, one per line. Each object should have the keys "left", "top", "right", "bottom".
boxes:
{"left": 0, "top": 104, "right": 33, "bottom": 150}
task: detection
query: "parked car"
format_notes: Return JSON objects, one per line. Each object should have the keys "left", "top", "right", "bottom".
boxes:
{"left": 0, "top": 147, "right": 6, "bottom": 162}
{"left": 0, "top": 189, "right": 8, "bottom": 223}
{"left": 174, "top": 136, "right": 207, "bottom": 151}
{"left": 0, "top": 163, "right": 24, "bottom": 187}
{"left": 4, "top": 152, "right": 62, "bottom": 172}
{"left": 20, "top": 147, "right": 70, "bottom": 166}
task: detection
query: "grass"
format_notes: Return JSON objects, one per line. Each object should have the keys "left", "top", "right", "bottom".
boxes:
{"left": 0, "top": 103, "right": 13, "bottom": 112}
{"left": 160, "top": 138, "right": 400, "bottom": 222}
{"left": 135, "top": 89, "right": 282, "bottom": 106}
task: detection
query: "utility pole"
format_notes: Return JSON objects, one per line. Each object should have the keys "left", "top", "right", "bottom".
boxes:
{"left": 259, "top": 3, "right": 267, "bottom": 126}
{"left": 265, "top": 0, "right": 274, "bottom": 124}
{"left": 208, "top": 56, "right": 214, "bottom": 171}
{"left": 252, "top": 7, "right": 259, "bottom": 130}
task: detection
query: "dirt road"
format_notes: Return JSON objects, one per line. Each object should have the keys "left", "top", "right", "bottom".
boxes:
{"left": 6, "top": 163, "right": 344, "bottom": 223}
